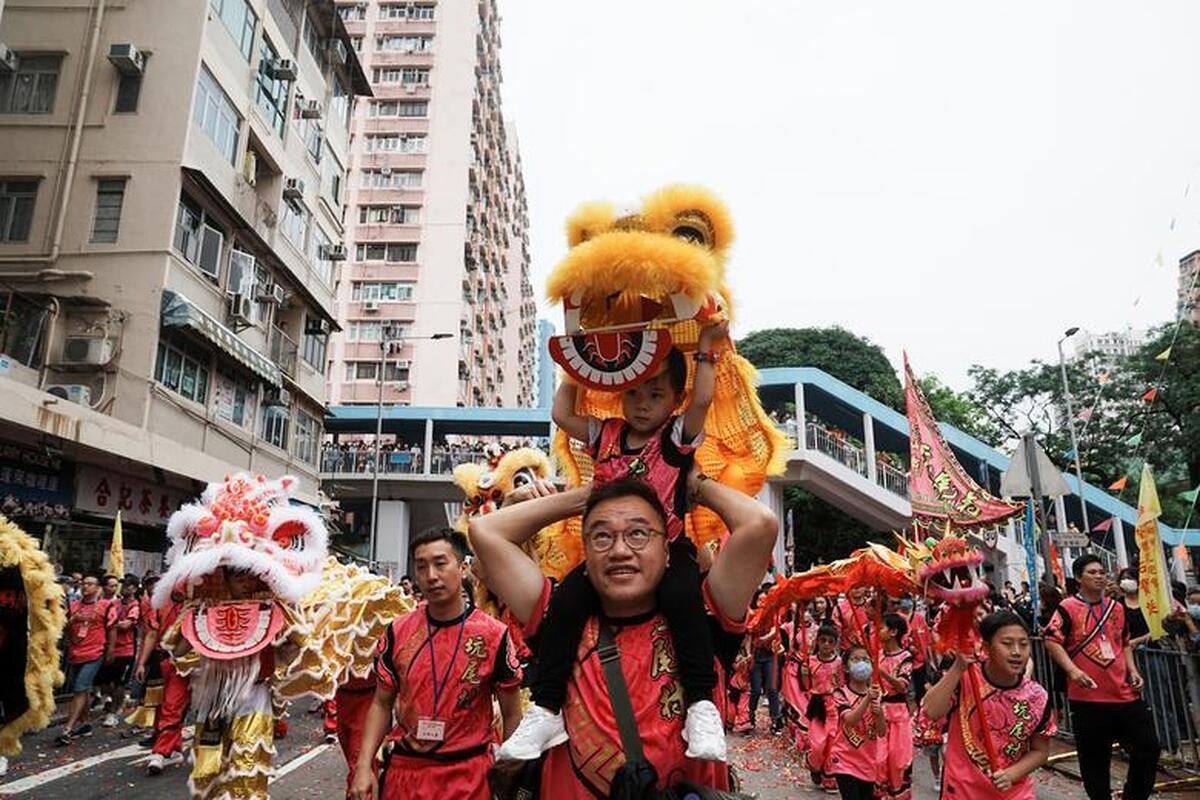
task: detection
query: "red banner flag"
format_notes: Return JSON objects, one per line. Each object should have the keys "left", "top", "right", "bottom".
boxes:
{"left": 1142, "top": 387, "right": 1158, "bottom": 403}
{"left": 904, "top": 355, "right": 1021, "bottom": 529}
{"left": 1091, "top": 517, "right": 1114, "bottom": 532}
{"left": 1108, "top": 476, "right": 1128, "bottom": 491}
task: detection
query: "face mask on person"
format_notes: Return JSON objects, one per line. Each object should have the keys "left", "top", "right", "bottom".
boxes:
{"left": 1120, "top": 579, "right": 1138, "bottom": 594}
{"left": 1188, "top": 604, "right": 1200, "bottom": 621}
{"left": 848, "top": 660, "right": 873, "bottom": 682}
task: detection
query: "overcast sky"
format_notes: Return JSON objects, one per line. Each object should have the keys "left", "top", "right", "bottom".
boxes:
{"left": 498, "top": 1, "right": 1200, "bottom": 389}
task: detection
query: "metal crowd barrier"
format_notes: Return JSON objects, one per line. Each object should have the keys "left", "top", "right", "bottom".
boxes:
{"left": 1030, "top": 636, "right": 1200, "bottom": 776}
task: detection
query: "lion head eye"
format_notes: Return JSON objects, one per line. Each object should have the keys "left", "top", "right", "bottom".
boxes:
{"left": 270, "top": 520, "right": 308, "bottom": 552}
{"left": 670, "top": 210, "right": 714, "bottom": 249}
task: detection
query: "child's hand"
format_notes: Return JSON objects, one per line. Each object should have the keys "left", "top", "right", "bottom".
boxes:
{"left": 698, "top": 319, "right": 729, "bottom": 350}
{"left": 501, "top": 479, "right": 558, "bottom": 507}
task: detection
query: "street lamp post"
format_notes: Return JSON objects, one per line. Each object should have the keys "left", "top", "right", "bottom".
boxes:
{"left": 368, "top": 330, "right": 452, "bottom": 567}
{"left": 1056, "top": 327, "right": 1091, "bottom": 538}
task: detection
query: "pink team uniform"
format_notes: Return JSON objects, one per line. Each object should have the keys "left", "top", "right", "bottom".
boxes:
{"left": 1044, "top": 596, "right": 1135, "bottom": 704}
{"left": 827, "top": 685, "right": 884, "bottom": 783}
{"left": 877, "top": 649, "right": 914, "bottom": 800}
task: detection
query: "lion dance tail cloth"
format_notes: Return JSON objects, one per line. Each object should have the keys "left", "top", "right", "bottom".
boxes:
{"left": 545, "top": 185, "right": 788, "bottom": 557}
{"left": 154, "top": 473, "right": 346, "bottom": 800}
{"left": 0, "top": 516, "right": 65, "bottom": 758}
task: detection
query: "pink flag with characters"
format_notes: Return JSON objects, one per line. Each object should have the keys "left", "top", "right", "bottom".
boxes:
{"left": 904, "top": 355, "right": 1021, "bottom": 530}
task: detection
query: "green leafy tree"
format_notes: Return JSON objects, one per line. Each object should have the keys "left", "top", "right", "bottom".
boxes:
{"left": 917, "top": 374, "right": 999, "bottom": 442}
{"left": 738, "top": 327, "right": 904, "bottom": 410}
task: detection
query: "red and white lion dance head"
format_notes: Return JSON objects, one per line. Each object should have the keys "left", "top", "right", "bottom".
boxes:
{"left": 153, "top": 473, "right": 328, "bottom": 610}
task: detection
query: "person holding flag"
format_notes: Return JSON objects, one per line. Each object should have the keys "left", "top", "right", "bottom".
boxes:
{"left": 1043, "top": 553, "right": 1160, "bottom": 800}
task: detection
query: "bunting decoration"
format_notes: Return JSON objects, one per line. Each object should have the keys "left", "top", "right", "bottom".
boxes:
{"left": 1141, "top": 387, "right": 1158, "bottom": 403}
{"left": 1134, "top": 464, "right": 1172, "bottom": 639}
{"left": 1108, "top": 476, "right": 1128, "bottom": 491}
{"left": 1097, "top": 371, "right": 1112, "bottom": 385}
{"left": 1077, "top": 407, "right": 1094, "bottom": 422}
{"left": 1092, "top": 517, "right": 1114, "bottom": 533}
{"left": 1126, "top": 432, "right": 1143, "bottom": 447}
{"left": 904, "top": 355, "right": 1021, "bottom": 530}
{"left": 1155, "top": 347, "right": 1172, "bottom": 362}
{"left": 1180, "top": 486, "right": 1200, "bottom": 503}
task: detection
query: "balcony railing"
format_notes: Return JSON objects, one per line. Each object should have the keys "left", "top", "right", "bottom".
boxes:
{"left": 805, "top": 422, "right": 867, "bottom": 478}
{"left": 876, "top": 460, "right": 910, "bottom": 499}
{"left": 320, "top": 446, "right": 489, "bottom": 476}
{"left": 270, "top": 326, "right": 298, "bottom": 379}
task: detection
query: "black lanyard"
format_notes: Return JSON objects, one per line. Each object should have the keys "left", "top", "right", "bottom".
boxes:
{"left": 423, "top": 608, "right": 468, "bottom": 719}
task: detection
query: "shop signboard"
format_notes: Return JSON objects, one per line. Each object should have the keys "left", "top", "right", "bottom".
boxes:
{"left": 0, "top": 442, "right": 74, "bottom": 505}
{"left": 75, "top": 465, "right": 191, "bottom": 527}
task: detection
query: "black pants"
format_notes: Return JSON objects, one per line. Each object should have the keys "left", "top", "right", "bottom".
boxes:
{"left": 834, "top": 774, "right": 874, "bottom": 800}
{"left": 530, "top": 537, "right": 716, "bottom": 711}
{"left": 1071, "top": 699, "right": 1160, "bottom": 800}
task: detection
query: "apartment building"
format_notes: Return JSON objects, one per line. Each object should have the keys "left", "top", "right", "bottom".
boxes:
{"left": 0, "top": 0, "right": 368, "bottom": 570}
{"left": 327, "top": 0, "right": 536, "bottom": 409}
{"left": 1180, "top": 249, "right": 1200, "bottom": 324}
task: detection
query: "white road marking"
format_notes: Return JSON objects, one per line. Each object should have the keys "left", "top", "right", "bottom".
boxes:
{"left": 270, "top": 744, "right": 333, "bottom": 782}
{"left": 0, "top": 743, "right": 143, "bottom": 795}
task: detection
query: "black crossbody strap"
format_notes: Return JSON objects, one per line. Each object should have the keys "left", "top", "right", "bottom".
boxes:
{"left": 1068, "top": 597, "right": 1117, "bottom": 658}
{"left": 598, "top": 624, "right": 646, "bottom": 764}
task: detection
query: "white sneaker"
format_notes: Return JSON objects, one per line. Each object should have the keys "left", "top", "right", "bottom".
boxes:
{"left": 146, "top": 754, "right": 164, "bottom": 776}
{"left": 102, "top": 713, "right": 119, "bottom": 728}
{"left": 496, "top": 705, "right": 568, "bottom": 761}
{"left": 681, "top": 700, "right": 727, "bottom": 762}
{"left": 0, "top": 755, "right": 8, "bottom": 777}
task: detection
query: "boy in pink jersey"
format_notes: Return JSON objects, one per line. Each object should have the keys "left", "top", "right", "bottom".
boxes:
{"left": 876, "top": 613, "right": 914, "bottom": 800}
{"left": 501, "top": 320, "right": 727, "bottom": 762}
{"left": 923, "top": 610, "right": 1055, "bottom": 799}
{"left": 802, "top": 624, "right": 842, "bottom": 791}
{"left": 827, "top": 644, "right": 885, "bottom": 800}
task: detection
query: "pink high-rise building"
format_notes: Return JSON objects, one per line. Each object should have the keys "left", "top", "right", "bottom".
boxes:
{"left": 328, "top": 0, "right": 535, "bottom": 408}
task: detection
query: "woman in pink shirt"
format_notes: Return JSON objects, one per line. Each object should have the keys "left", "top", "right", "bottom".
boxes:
{"left": 826, "top": 644, "right": 885, "bottom": 800}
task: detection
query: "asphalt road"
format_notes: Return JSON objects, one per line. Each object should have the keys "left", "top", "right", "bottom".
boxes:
{"left": 0, "top": 704, "right": 348, "bottom": 799}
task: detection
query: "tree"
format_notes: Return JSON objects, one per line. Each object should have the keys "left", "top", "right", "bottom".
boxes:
{"left": 786, "top": 487, "right": 885, "bottom": 569}
{"left": 738, "top": 327, "right": 904, "bottom": 409}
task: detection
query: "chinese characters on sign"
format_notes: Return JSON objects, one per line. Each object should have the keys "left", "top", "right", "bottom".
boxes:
{"left": 75, "top": 465, "right": 190, "bottom": 527}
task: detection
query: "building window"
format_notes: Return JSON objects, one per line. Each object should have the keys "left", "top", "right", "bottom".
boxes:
{"left": 380, "top": 3, "right": 435, "bottom": 19}
{"left": 301, "top": 317, "right": 328, "bottom": 370}
{"left": 210, "top": 0, "right": 258, "bottom": 60}
{"left": 365, "top": 134, "right": 426, "bottom": 153}
{"left": 358, "top": 205, "right": 420, "bottom": 225}
{"left": 310, "top": 225, "right": 333, "bottom": 284}
{"left": 259, "top": 404, "right": 289, "bottom": 449}
{"left": 330, "top": 76, "right": 351, "bottom": 131}
{"left": 344, "top": 361, "right": 376, "bottom": 381}
{"left": 352, "top": 281, "right": 414, "bottom": 301}
{"left": 293, "top": 409, "right": 320, "bottom": 464}
{"left": 90, "top": 178, "right": 126, "bottom": 243}
{"left": 368, "top": 100, "right": 428, "bottom": 118}
{"left": 372, "top": 66, "right": 431, "bottom": 84}
{"left": 0, "top": 55, "right": 61, "bottom": 114}
{"left": 351, "top": 36, "right": 363, "bottom": 52}
{"left": 155, "top": 335, "right": 211, "bottom": 404}
{"left": 355, "top": 242, "right": 417, "bottom": 263}
{"left": 226, "top": 249, "right": 268, "bottom": 324}
{"left": 339, "top": 3, "right": 367, "bottom": 21}
{"left": 193, "top": 66, "right": 241, "bottom": 163}
{"left": 114, "top": 73, "right": 143, "bottom": 113}
{"left": 279, "top": 200, "right": 309, "bottom": 251}
{"left": 255, "top": 38, "right": 289, "bottom": 137}
{"left": 0, "top": 291, "right": 48, "bottom": 368}
{"left": 172, "top": 194, "right": 225, "bottom": 278}
{"left": 374, "top": 36, "right": 433, "bottom": 54}
{"left": 302, "top": 13, "right": 326, "bottom": 69}
{"left": 0, "top": 180, "right": 38, "bottom": 243}
{"left": 323, "top": 145, "right": 344, "bottom": 207}
{"left": 296, "top": 104, "right": 323, "bottom": 162}
{"left": 213, "top": 369, "right": 259, "bottom": 428}
{"left": 361, "top": 170, "right": 422, "bottom": 189}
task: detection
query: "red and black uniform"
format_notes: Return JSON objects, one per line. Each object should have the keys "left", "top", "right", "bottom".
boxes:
{"left": 326, "top": 675, "right": 376, "bottom": 787}
{"left": 152, "top": 599, "right": 190, "bottom": 758}
{"left": 372, "top": 602, "right": 521, "bottom": 799}
{"left": 100, "top": 595, "right": 139, "bottom": 685}
{"left": 1045, "top": 595, "right": 1159, "bottom": 800}
{"left": 525, "top": 578, "right": 743, "bottom": 799}
{"left": 532, "top": 415, "right": 716, "bottom": 713}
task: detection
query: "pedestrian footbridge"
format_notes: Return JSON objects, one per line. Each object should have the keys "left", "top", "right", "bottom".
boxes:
{"left": 323, "top": 367, "right": 1198, "bottom": 579}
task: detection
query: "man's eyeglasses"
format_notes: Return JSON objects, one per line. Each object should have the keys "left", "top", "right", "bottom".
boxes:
{"left": 586, "top": 528, "right": 663, "bottom": 553}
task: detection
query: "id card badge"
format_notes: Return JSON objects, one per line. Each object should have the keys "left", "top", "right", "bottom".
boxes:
{"left": 1098, "top": 636, "right": 1115, "bottom": 660}
{"left": 416, "top": 718, "right": 445, "bottom": 742}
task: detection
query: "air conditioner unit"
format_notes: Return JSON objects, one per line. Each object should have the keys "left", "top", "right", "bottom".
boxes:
{"left": 379, "top": 166, "right": 392, "bottom": 176}
{"left": 107, "top": 43, "right": 146, "bottom": 75}
{"left": 270, "top": 284, "right": 287, "bottom": 305}
{"left": 242, "top": 150, "right": 258, "bottom": 186}
{"left": 46, "top": 384, "right": 92, "bottom": 406}
{"left": 404, "top": 84, "right": 417, "bottom": 94}
{"left": 253, "top": 281, "right": 276, "bottom": 302}
{"left": 305, "top": 318, "right": 331, "bottom": 336}
{"left": 393, "top": 359, "right": 412, "bottom": 369}
{"left": 262, "top": 387, "right": 293, "bottom": 407}
{"left": 267, "top": 59, "right": 298, "bottom": 81}
{"left": 300, "top": 100, "right": 322, "bottom": 119}
{"left": 321, "top": 243, "right": 348, "bottom": 261}
{"left": 283, "top": 178, "right": 305, "bottom": 203}
{"left": 363, "top": 299, "right": 381, "bottom": 312}
{"left": 62, "top": 336, "right": 114, "bottom": 366}
{"left": 0, "top": 45, "right": 18, "bottom": 74}
{"left": 229, "top": 293, "right": 253, "bottom": 323}
{"left": 393, "top": 381, "right": 410, "bottom": 391}
{"left": 328, "top": 39, "right": 348, "bottom": 66}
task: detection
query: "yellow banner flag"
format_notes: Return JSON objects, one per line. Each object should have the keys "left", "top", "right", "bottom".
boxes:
{"left": 1134, "top": 464, "right": 1171, "bottom": 639}
{"left": 1155, "top": 347, "right": 1172, "bottom": 362}
{"left": 109, "top": 510, "right": 125, "bottom": 579}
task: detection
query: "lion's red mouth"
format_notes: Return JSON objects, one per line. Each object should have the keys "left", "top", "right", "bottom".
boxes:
{"left": 919, "top": 547, "right": 989, "bottom": 605}
{"left": 181, "top": 601, "right": 283, "bottom": 660}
